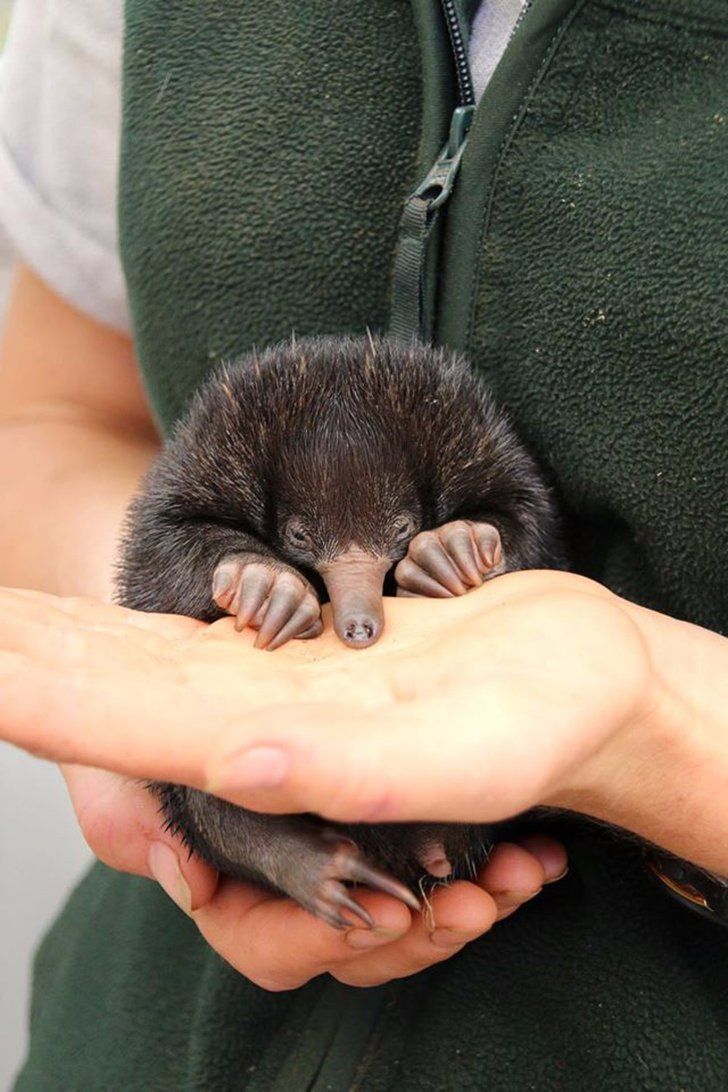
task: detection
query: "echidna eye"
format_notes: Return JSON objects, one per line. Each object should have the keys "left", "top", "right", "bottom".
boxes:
{"left": 284, "top": 518, "right": 312, "bottom": 549}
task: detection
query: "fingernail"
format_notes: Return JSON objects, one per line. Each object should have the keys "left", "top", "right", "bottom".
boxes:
{"left": 212, "top": 746, "right": 291, "bottom": 792}
{"left": 148, "top": 842, "right": 193, "bottom": 916}
{"left": 495, "top": 887, "right": 542, "bottom": 908}
{"left": 430, "top": 928, "right": 468, "bottom": 949}
{"left": 346, "top": 927, "right": 404, "bottom": 950}
{"left": 545, "top": 866, "right": 569, "bottom": 884}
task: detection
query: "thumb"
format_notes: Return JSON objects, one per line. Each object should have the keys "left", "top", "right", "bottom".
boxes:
{"left": 62, "top": 764, "right": 218, "bottom": 913}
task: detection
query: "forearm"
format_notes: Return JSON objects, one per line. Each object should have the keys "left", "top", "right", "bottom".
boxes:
{"left": 0, "top": 416, "right": 156, "bottom": 599}
{"left": 557, "top": 601, "right": 728, "bottom": 875}
{"left": 0, "top": 266, "right": 159, "bottom": 599}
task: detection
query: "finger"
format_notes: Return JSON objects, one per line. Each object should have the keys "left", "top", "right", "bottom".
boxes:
{"left": 0, "top": 641, "right": 192, "bottom": 770}
{"left": 513, "top": 833, "right": 568, "bottom": 883}
{"left": 477, "top": 841, "right": 546, "bottom": 919}
{"left": 193, "top": 880, "right": 412, "bottom": 991}
{"left": 206, "top": 685, "right": 558, "bottom": 822}
{"left": 333, "top": 880, "right": 496, "bottom": 988}
{"left": 0, "top": 576, "right": 630, "bottom": 820}
{"left": 0, "top": 586, "right": 202, "bottom": 640}
{"left": 0, "top": 610, "right": 306, "bottom": 779}
{"left": 62, "top": 765, "right": 218, "bottom": 912}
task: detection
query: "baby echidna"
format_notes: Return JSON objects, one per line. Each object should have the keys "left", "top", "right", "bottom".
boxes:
{"left": 117, "top": 335, "right": 563, "bottom": 928}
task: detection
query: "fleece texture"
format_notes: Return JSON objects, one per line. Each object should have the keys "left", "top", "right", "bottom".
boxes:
{"left": 15, "top": 823, "right": 728, "bottom": 1090}
{"left": 441, "top": 0, "right": 728, "bottom": 635}
{"left": 118, "top": 0, "right": 425, "bottom": 428}
{"left": 16, "top": 1, "right": 728, "bottom": 1089}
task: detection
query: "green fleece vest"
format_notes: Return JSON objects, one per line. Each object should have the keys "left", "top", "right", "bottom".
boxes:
{"left": 16, "top": 2, "right": 728, "bottom": 1089}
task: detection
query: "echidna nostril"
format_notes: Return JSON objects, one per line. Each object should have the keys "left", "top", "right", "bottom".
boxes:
{"left": 344, "top": 618, "right": 376, "bottom": 643}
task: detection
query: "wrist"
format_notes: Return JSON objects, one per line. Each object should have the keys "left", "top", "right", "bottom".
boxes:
{"left": 551, "top": 599, "right": 728, "bottom": 874}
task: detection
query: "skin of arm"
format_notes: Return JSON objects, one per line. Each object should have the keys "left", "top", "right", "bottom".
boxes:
{"left": 0, "top": 265, "right": 159, "bottom": 598}
{"left": 0, "top": 266, "right": 567, "bottom": 990}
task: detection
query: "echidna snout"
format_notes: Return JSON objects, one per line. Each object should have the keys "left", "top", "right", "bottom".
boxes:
{"left": 318, "top": 548, "right": 391, "bottom": 649}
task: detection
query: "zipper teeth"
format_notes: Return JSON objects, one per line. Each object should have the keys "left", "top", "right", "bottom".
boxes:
{"left": 440, "top": 0, "right": 475, "bottom": 108}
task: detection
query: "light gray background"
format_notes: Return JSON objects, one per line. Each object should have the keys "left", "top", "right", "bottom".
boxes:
{"left": 0, "top": 748, "right": 90, "bottom": 1090}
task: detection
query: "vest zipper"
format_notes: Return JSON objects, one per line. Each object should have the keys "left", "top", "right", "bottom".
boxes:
{"left": 295, "top": 10, "right": 478, "bottom": 1089}
{"left": 388, "top": 1, "right": 475, "bottom": 345}
{"left": 440, "top": 0, "right": 475, "bottom": 108}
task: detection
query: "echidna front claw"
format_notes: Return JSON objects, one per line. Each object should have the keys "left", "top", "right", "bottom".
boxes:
{"left": 316, "top": 882, "right": 376, "bottom": 930}
{"left": 394, "top": 520, "right": 505, "bottom": 599}
{"left": 336, "top": 848, "right": 421, "bottom": 913}
{"left": 212, "top": 554, "right": 322, "bottom": 648}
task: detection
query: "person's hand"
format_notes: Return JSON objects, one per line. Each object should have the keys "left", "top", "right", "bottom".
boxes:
{"left": 1, "top": 567, "right": 725, "bottom": 900}
{"left": 0, "top": 573, "right": 635, "bottom": 803}
{"left": 0, "top": 585, "right": 568, "bottom": 987}
{"left": 60, "top": 766, "right": 219, "bottom": 911}
{"left": 60, "top": 765, "right": 566, "bottom": 989}
{"left": 190, "top": 833, "right": 566, "bottom": 989}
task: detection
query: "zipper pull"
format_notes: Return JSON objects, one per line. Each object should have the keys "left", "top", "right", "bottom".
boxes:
{"left": 412, "top": 105, "right": 475, "bottom": 210}
{"left": 389, "top": 105, "right": 474, "bottom": 345}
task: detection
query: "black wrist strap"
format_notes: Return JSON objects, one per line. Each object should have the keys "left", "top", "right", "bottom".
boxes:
{"left": 644, "top": 849, "right": 728, "bottom": 926}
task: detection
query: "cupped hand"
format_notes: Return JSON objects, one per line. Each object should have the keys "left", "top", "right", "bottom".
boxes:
{"left": 61, "top": 766, "right": 566, "bottom": 990}
{"left": 0, "top": 581, "right": 578, "bottom": 987}
{"left": 60, "top": 765, "right": 218, "bottom": 912}
{"left": 192, "top": 834, "right": 566, "bottom": 989}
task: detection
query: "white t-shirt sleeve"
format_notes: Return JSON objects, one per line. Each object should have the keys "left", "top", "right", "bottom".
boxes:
{"left": 0, "top": 0, "right": 129, "bottom": 331}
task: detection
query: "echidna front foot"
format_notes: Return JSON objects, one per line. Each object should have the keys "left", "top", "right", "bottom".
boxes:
{"left": 213, "top": 554, "right": 322, "bottom": 649}
{"left": 394, "top": 520, "right": 505, "bottom": 599}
